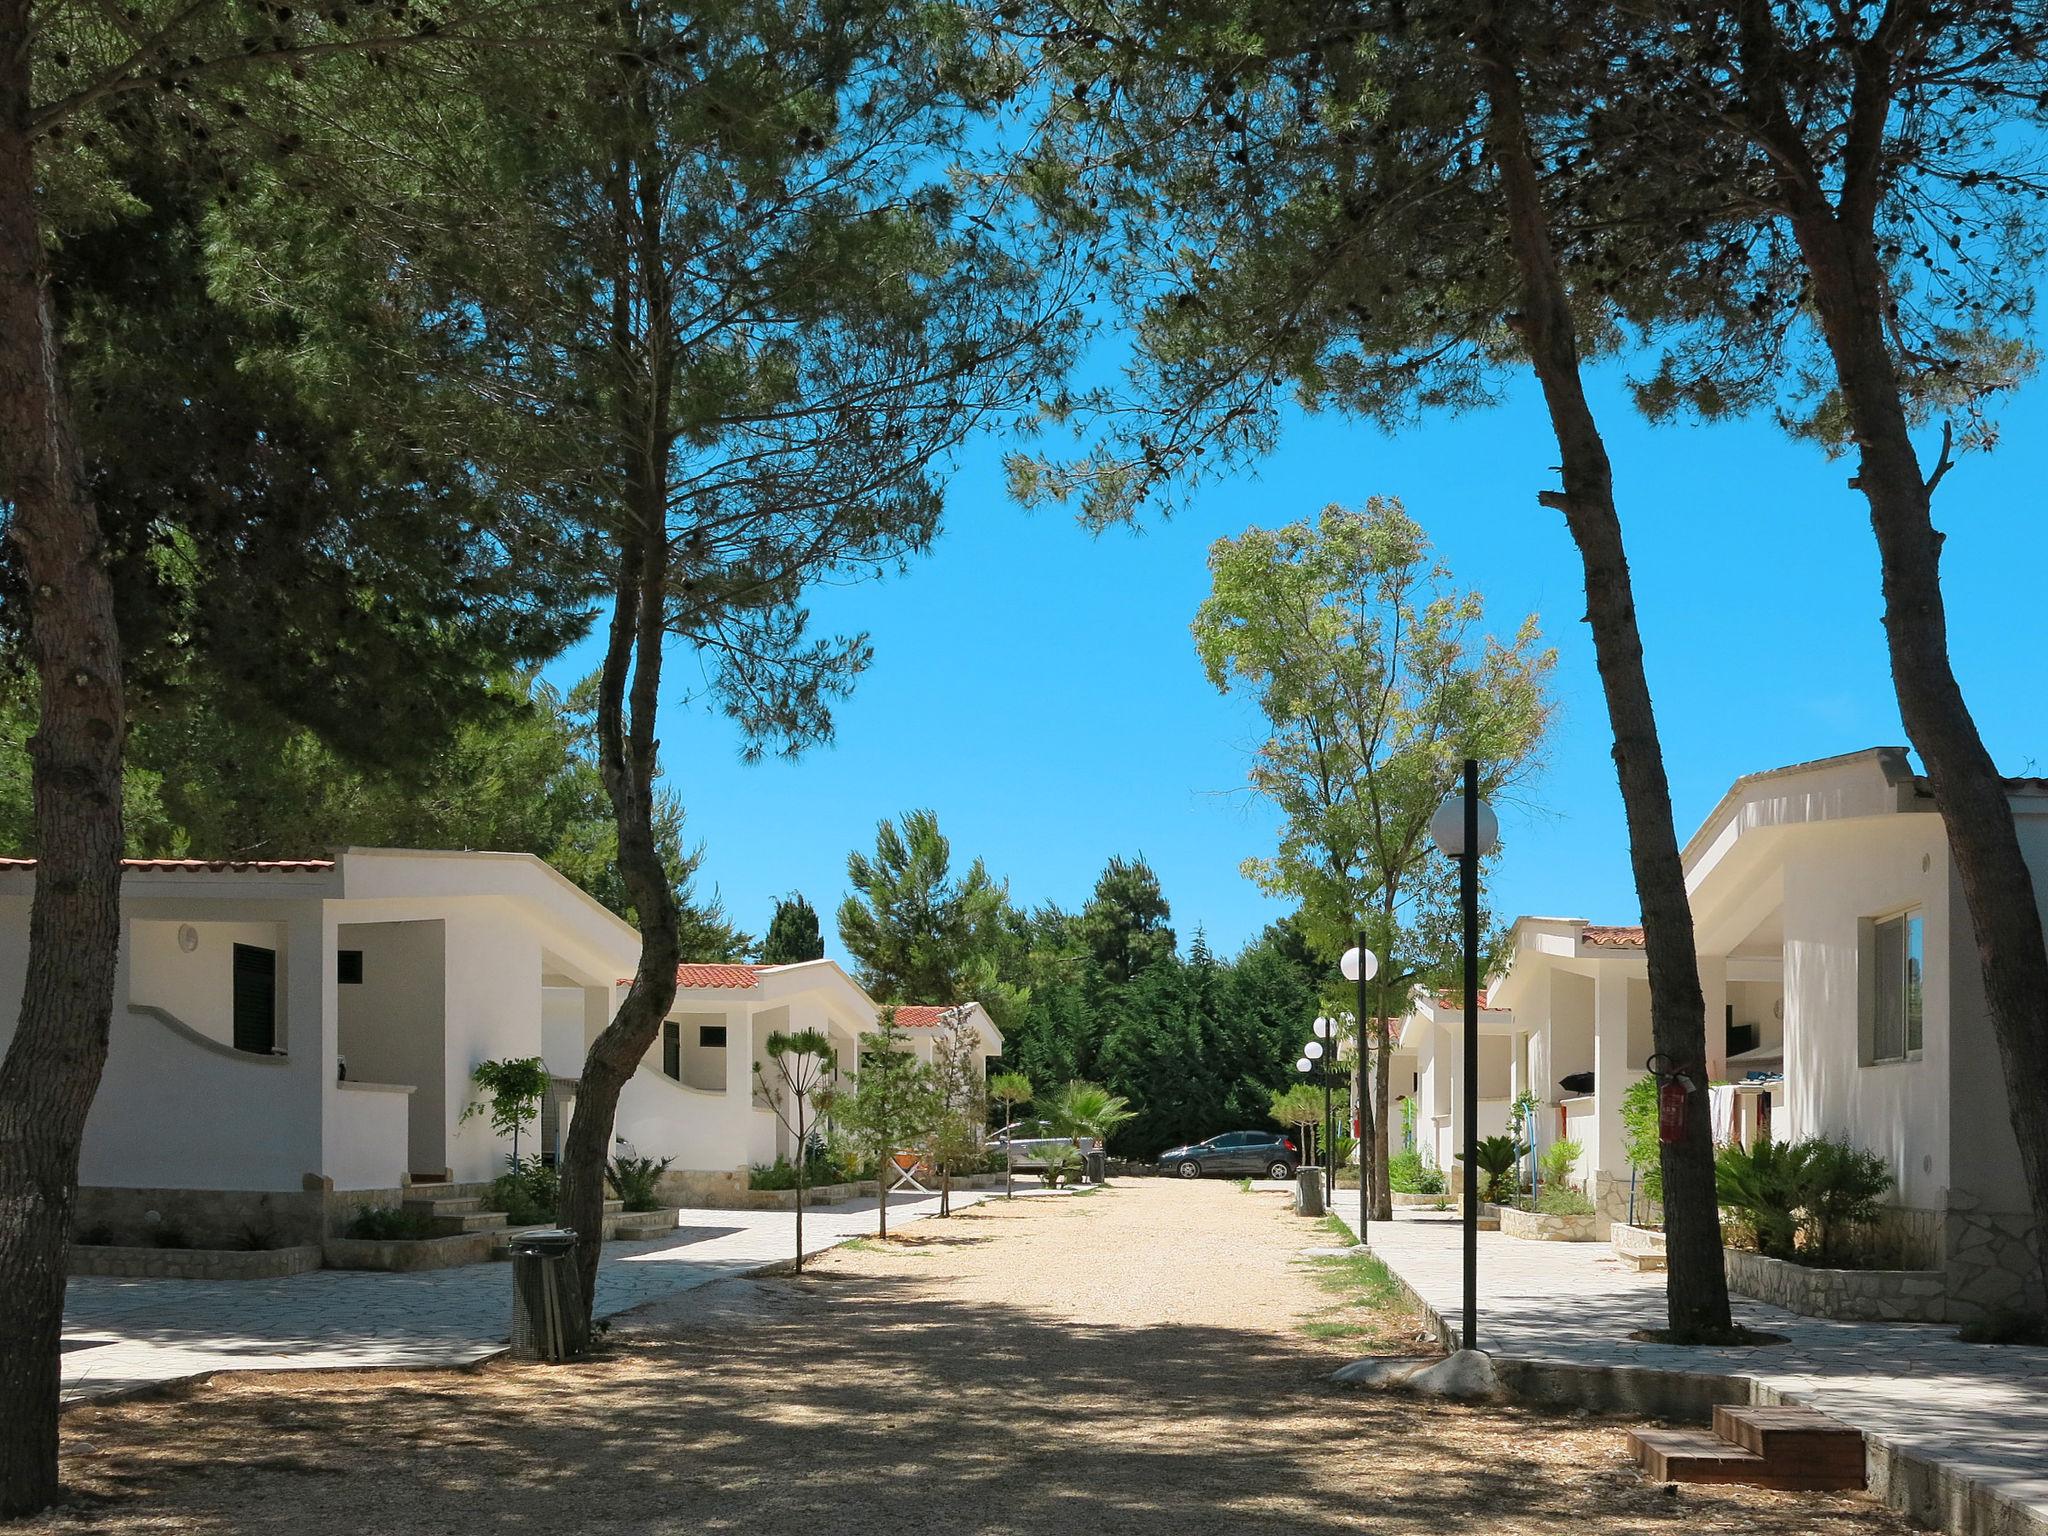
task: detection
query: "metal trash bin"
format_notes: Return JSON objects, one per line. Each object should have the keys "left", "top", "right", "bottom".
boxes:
{"left": 509, "top": 1228, "right": 588, "bottom": 1361}
{"left": 1295, "top": 1166, "right": 1326, "bottom": 1218}
{"left": 1082, "top": 1150, "right": 1107, "bottom": 1184}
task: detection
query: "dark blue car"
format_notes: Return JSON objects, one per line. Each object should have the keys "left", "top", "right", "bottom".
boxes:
{"left": 1157, "top": 1131, "right": 1299, "bottom": 1180}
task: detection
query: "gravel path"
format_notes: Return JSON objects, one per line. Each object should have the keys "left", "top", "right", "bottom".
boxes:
{"left": 38, "top": 1180, "right": 1913, "bottom": 1534}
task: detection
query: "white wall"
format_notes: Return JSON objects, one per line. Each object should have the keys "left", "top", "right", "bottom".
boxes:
{"left": 439, "top": 905, "right": 549, "bottom": 1181}
{"left": 129, "top": 918, "right": 286, "bottom": 1049}
{"left": 337, "top": 920, "right": 446, "bottom": 1177}
{"left": 1780, "top": 819, "right": 1952, "bottom": 1208}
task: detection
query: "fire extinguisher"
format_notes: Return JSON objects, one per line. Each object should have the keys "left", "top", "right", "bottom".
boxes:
{"left": 1650, "top": 1053, "right": 1697, "bottom": 1144}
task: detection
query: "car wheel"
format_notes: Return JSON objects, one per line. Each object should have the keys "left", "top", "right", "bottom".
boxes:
{"left": 1267, "top": 1161, "right": 1292, "bottom": 1180}
{"left": 1176, "top": 1160, "right": 1202, "bottom": 1179}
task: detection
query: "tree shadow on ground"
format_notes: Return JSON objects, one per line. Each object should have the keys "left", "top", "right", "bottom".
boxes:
{"left": 50, "top": 1264, "right": 1909, "bottom": 1536}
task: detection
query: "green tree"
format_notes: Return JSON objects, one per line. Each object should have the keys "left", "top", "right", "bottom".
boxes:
{"left": 239, "top": 1, "right": 1079, "bottom": 1325}
{"left": 1008, "top": 1, "right": 1733, "bottom": 1341}
{"left": 1593, "top": 2, "right": 2048, "bottom": 1302}
{"left": 1042, "top": 1080, "right": 1136, "bottom": 1168}
{"left": 0, "top": 46, "right": 594, "bottom": 1499}
{"left": 827, "top": 1014, "right": 944, "bottom": 1240}
{"left": 760, "top": 895, "right": 826, "bottom": 966}
{"left": 460, "top": 1057, "right": 552, "bottom": 1166}
{"left": 1077, "top": 855, "right": 1177, "bottom": 985}
{"left": 838, "top": 810, "right": 1008, "bottom": 1004}
{"left": 987, "top": 1071, "right": 1034, "bottom": 1199}
{"left": 1194, "top": 499, "right": 1554, "bottom": 1222}
{"left": 757, "top": 1029, "right": 838, "bottom": 1272}
{"left": 1268, "top": 1083, "right": 1325, "bottom": 1167}
{"left": 927, "top": 1010, "right": 990, "bottom": 1216}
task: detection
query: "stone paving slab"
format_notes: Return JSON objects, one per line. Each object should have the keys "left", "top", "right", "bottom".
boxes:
{"left": 60, "top": 1187, "right": 1045, "bottom": 1405}
{"left": 1360, "top": 1208, "right": 2048, "bottom": 1534}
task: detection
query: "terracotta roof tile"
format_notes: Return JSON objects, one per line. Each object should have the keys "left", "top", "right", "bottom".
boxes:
{"left": 0, "top": 857, "right": 335, "bottom": 873}
{"left": 1582, "top": 925, "right": 1646, "bottom": 948}
{"left": 893, "top": 1005, "right": 962, "bottom": 1029}
{"left": 671, "top": 963, "right": 763, "bottom": 990}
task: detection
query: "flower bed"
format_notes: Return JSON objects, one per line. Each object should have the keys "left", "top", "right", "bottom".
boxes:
{"left": 1723, "top": 1246, "right": 1947, "bottom": 1322}
{"left": 68, "top": 1242, "right": 323, "bottom": 1280}
{"left": 323, "top": 1232, "right": 496, "bottom": 1272}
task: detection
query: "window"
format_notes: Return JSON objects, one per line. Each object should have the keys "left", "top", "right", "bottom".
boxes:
{"left": 337, "top": 950, "right": 364, "bottom": 985}
{"left": 698, "top": 1024, "right": 727, "bottom": 1049}
{"left": 662, "top": 1020, "right": 680, "bottom": 1080}
{"left": 232, "top": 944, "right": 277, "bottom": 1054}
{"left": 1869, "top": 910, "right": 1924, "bottom": 1063}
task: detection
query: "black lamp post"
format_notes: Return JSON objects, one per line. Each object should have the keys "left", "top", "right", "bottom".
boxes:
{"left": 1429, "top": 758, "right": 1498, "bottom": 1354}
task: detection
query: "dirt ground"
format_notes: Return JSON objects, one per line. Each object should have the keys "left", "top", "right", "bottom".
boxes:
{"left": 37, "top": 1181, "right": 1913, "bottom": 1534}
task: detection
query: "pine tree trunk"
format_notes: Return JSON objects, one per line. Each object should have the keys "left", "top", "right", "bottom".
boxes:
{"left": 0, "top": 24, "right": 131, "bottom": 1512}
{"left": 560, "top": 504, "right": 680, "bottom": 1324}
{"left": 1783, "top": 206, "right": 2048, "bottom": 1309}
{"left": 1477, "top": 22, "right": 1731, "bottom": 1338}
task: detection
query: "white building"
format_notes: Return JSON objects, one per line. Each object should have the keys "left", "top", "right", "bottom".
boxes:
{"left": 1396, "top": 990, "right": 1519, "bottom": 1193}
{"left": 0, "top": 849, "right": 889, "bottom": 1243}
{"left": 1474, "top": 748, "right": 2040, "bottom": 1316}
{"left": 891, "top": 1002, "right": 1004, "bottom": 1075}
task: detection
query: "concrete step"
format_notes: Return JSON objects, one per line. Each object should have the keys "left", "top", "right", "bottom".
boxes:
{"left": 1713, "top": 1404, "right": 1865, "bottom": 1484}
{"left": 402, "top": 1196, "right": 482, "bottom": 1218}
{"left": 603, "top": 1199, "right": 624, "bottom": 1216}
{"left": 1617, "top": 1250, "right": 1667, "bottom": 1272}
{"left": 613, "top": 1209, "right": 678, "bottom": 1240}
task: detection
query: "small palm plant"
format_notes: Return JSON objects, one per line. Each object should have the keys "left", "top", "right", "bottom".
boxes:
{"left": 1045, "top": 1080, "right": 1136, "bottom": 1181}
{"left": 987, "top": 1072, "right": 1034, "bottom": 1199}
{"left": 1454, "top": 1133, "right": 1527, "bottom": 1203}
{"left": 757, "top": 1028, "right": 838, "bottom": 1272}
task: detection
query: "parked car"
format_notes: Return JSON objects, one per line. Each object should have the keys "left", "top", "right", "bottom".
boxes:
{"left": 989, "top": 1120, "right": 1098, "bottom": 1172}
{"left": 1157, "top": 1132, "right": 1299, "bottom": 1180}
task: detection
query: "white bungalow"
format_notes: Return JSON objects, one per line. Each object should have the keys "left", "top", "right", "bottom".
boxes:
{"left": 1396, "top": 989, "right": 1519, "bottom": 1194}
{"left": 890, "top": 1002, "right": 1004, "bottom": 1076}
{"left": 0, "top": 849, "right": 885, "bottom": 1243}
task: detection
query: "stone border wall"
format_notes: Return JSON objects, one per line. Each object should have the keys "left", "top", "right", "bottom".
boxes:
{"left": 323, "top": 1232, "right": 495, "bottom": 1272}
{"left": 1609, "top": 1222, "right": 1667, "bottom": 1264}
{"left": 1943, "top": 1207, "right": 2045, "bottom": 1323}
{"left": 1494, "top": 1203, "right": 1599, "bottom": 1243}
{"left": 68, "top": 1242, "right": 324, "bottom": 1280}
{"left": 1723, "top": 1246, "right": 1948, "bottom": 1323}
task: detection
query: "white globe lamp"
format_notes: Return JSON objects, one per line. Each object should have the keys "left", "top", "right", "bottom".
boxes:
{"left": 1428, "top": 794, "right": 1500, "bottom": 859}
{"left": 1340, "top": 946, "right": 1379, "bottom": 983}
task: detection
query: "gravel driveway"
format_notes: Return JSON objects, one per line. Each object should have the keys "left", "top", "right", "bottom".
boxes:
{"left": 40, "top": 1180, "right": 1911, "bottom": 1534}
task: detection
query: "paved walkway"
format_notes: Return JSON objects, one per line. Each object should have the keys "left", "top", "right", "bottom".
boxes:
{"left": 1363, "top": 1207, "right": 2048, "bottom": 1532}
{"left": 60, "top": 1189, "right": 1027, "bottom": 1404}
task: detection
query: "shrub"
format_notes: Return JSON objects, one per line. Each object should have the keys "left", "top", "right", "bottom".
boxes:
{"left": 1538, "top": 1137, "right": 1583, "bottom": 1192}
{"left": 1039, "top": 1142, "right": 1082, "bottom": 1187}
{"left": 1529, "top": 1186, "right": 1594, "bottom": 1216}
{"left": 74, "top": 1224, "right": 115, "bottom": 1247}
{"left": 147, "top": 1223, "right": 190, "bottom": 1250}
{"left": 1713, "top": 1135, "right": 1895, "bottom": 1264}
{"left": 1620, "top": 1075, "right": 1663, "bottom": 1203}
{"left": 750, "top": 1158, "right": 802, "bottom": 1191}
{"left": 490, "top": 1155, "right": 559, "bottom": 1226}
{"left": 1387, "top": 1147, "right": 1444, "bottom": 1195}
{"left": 1714, "top": 1139, "right": 1808, "bottom": 1259}
{"left": 1455, "top": 1133, "right": 1527, "bottom": 1202}
{"left": 346, "top": 1206, "right": 438, "bottom": 1241}
{"left": 1800, "top": 1138, "right": 1894, "bottom": 1265}
{"left": 605, "top": 1154, "right": 674, "bottom": 1213}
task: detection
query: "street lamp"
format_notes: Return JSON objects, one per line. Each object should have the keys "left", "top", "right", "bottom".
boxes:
{"left": 1340, "top": 943, "right": 1379, "bottom": 1244}
{"left": 1430, "top": 758, "right": 1498, "bottom": 1355}
{"left": 1305, "top": 1032, "right": 1333, "bottom": 1197}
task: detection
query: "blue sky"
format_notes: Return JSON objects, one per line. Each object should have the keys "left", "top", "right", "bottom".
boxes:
{"left": 546, "top": 362, "right": 2048, "bottom": 967}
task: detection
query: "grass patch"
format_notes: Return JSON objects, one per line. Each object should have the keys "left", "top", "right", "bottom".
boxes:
{"left": 1296, "top": 1215, "right": 1426, "bottom": 1355}
{"left": 1235, "top": 1177, "right": 1252, "bottom": 1194}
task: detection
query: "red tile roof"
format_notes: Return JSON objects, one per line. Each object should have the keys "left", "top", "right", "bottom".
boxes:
{"left": 0, "top": 857, "right": 335, "bottom": 873}
{"left": 671, "top": 964, "right": 764, "bottom": 990}
{"left": 893, "top": 1005, "right": 962, "bottom": 1029}
{"left": 1581, "top": 925, "right": 1646, "bottom": 948}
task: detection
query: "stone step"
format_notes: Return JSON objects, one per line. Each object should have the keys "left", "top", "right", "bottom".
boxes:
{"left": 402, "top": 1196, "right": 482, "bottom": 1218}
{"left": 1713, "top": 1404, "right": 1865, "bottom": 1483}
{"left": 429, "top": 1211, "right": 509, "bottom": 1235}
{"left": 603, "top": 1199, "right": 624, "bottom": 1216}
{"left": 1616, "top": 1250, "right": 1667, "bottom": 1272}
{"left": 613, "top": 1209, "right": 678, "bottom": 1240}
